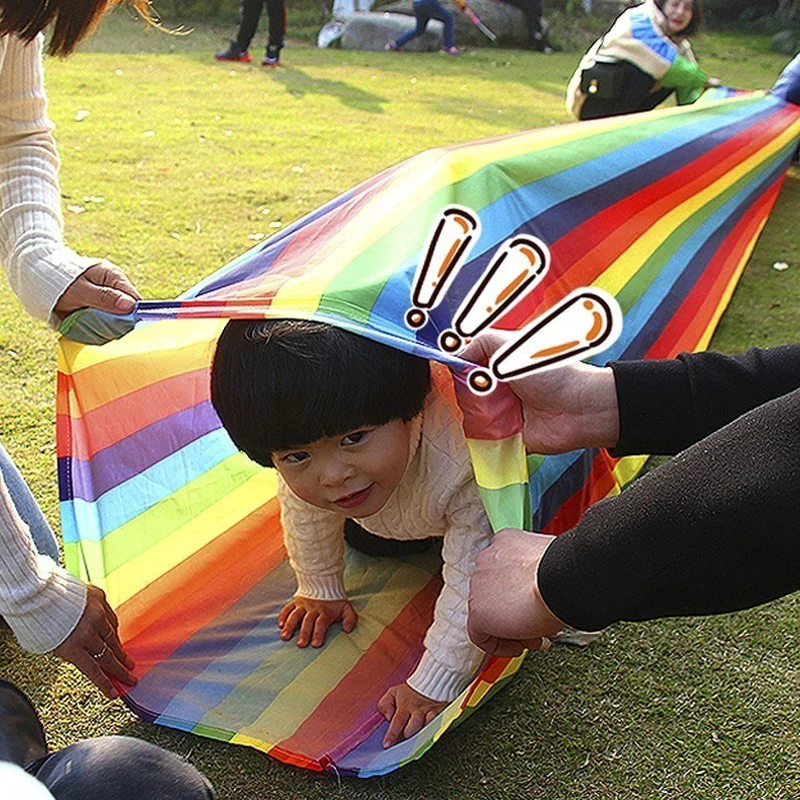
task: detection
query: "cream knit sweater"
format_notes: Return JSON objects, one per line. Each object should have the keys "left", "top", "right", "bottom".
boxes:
{"left": 279, "top": 374, "right": 492, "bottom": 703}
{"left": 0, "top": 34, "right": 89, "bottom": 653}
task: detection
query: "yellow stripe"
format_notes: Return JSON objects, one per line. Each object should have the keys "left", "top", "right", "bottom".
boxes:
{"left": 99, "top": 469, "right": 278, "bottom": 607}
{"left": 268, "top": 120, "right": 630, "bottom": 316}
{"left": 228, "top": 564, "right": 434, "bottom": 744}
{"left": 467, "top": 435, "right": 528, "bottom": 490}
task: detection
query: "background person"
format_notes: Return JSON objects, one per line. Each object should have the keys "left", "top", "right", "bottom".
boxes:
{"left": 386, "top": 0, "right": 461, "bottom": 56}
{"left": 463, "top": 338, "right": 800, "bottom": 657}
{"left": 214, "top": 0, "right": 287, "bottom": 66}
{"left": 566, "top": 0, "right": 714, "bottom": 120}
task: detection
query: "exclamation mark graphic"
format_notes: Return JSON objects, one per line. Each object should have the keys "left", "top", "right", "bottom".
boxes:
{"left": 468, "top": 288, "right": 622, "bottom": 394}
{"left": 406, "top": 206, "right": 480, "bottom": 330}
{"left": 439, "top": 235, "right": 549, "bottom": 353}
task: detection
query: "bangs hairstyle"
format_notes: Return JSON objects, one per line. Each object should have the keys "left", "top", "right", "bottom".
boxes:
{"left": 211, "top": 319, "right": 431, "bottom": 467}
{"left": 1, "top": 0, "right": 158, "bottom": 56}
{"left": 655, "top": 0, "right": 703, "bottom": 38}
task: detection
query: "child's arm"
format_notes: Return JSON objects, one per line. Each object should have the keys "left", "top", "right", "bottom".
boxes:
{"left": 380, "top": 482, "right": 492, "bottom": 747}
{"left": 277, "top": 478, "right": 356, "bottom": 647}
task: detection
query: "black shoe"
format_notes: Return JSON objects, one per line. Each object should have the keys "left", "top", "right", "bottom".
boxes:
{"left": 263, "top": 44, "right": 281, "bottom": 66}
{"left": 344, "top": 519, "right": 434, "bottom": 557}
{"left": 0, "top": 680, "right": 49, "bottom": 768}
{"left": 531, "top": 31, "right": 553, "bottom": 54}
{"left": 215, "top": 40, "right": 252, "bottom": 63}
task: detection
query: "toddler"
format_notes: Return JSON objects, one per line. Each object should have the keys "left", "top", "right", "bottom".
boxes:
{"left": 211, "top": 319, "right": 491, "bottom": 748}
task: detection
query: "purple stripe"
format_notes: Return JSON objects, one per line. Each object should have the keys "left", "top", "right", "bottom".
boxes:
{"left": 61, "top": 401, "right": 223, "bottom": 502}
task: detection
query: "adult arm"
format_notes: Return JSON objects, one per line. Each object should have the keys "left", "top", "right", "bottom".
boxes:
{"left": 539, "top": 386, "right": 800, "bottom": 630}
{"left": 0, "top": 472, "right": 136, "bottom": 697}
{"left": 611, "top": 344, "right": 800, "bottom": 455}
{"left": 0, "top": 35, "right": 137, "bottom": 325}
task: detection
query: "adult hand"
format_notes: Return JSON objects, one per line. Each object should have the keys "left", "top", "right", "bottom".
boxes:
{"left": 461, "top": 333, "right": 620, "bottom": 453}
{"left": 51, "top": 584, "right": 137, "bottom": 700}
{"left": 377, "top": 682, "right": 447, "bottom": 749}
{"left": 468, "top": 528, "right": 565, "bottom": 657}
{"left": 54, "top": 262, "right": 140, "bottom": 319}
{"left": 277, "top": 596, "right": 358, "bottom": 648}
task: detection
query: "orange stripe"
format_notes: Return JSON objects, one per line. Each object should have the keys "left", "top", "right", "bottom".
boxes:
{"left": 119, "top": 499, "right": 284, "bottom": 677}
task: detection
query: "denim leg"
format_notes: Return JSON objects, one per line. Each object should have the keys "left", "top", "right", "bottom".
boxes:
{"left": 418, "top": 0, "right": 455, "bottom": 48}
{"left": 33, "top": 736, "right": 216, "bottom": 800}
{"left": 0, "top": 442, "right": 59, "bottom": 562}
{"left": 394, "top": 6, "right": 431, "bottom": 48}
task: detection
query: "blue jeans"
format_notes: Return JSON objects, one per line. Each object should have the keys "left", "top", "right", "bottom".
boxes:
{"left": 395, "top": 0, "right": 455, "bottom": 49}
{"left": 0, "top": 442, "right": 59, "bottom": 562}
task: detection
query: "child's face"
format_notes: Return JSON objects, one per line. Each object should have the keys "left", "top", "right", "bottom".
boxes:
{"left": 272, "top": 419, "right": 413, "bottom": 518}
{"left": 662, "top": 0, "right": 693, "bottom": 34}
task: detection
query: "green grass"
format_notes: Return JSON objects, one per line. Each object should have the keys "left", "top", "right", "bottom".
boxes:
{"left": 1, "top": 15, "right": 799, "bottom": 799}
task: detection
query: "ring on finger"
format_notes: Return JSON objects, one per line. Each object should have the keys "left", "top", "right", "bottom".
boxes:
{"left": 91, "top": 643, "right": 108, "bottom": 660}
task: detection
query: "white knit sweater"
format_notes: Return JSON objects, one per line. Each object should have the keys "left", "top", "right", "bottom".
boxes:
{"left": 0, "top": 34, "right": 89, "bottom": 653}
{"left": 279, "top": 375, "right": 492, "bottom": 703}
{"left": 0, "top": 34, "right": 97, "bottom": 324}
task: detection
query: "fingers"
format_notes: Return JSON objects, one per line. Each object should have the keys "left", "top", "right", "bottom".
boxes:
{"left": 377, "top": 689, "right": 397, "bottom": 722}
{"left": 52, "top": 585, "right": 137, "bottom": 699}
{"left": 383, "top": 705, "right": 409, "bottom": 749}
{"left": 459, "top": 331, "right": 508, "bottom": 366}
{"left": 55, "top": 263, "right": 140, "bottom": 318}
{"left": 341, "top": 603, "right": 358, "bottom": 633}
{"left": 310, "top": 613, "right": 331, "bottom": 648}
{"left": 279, "top": 605, "right": 306, "bottom": 642}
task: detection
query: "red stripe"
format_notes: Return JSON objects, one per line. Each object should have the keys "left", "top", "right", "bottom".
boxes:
{"left": 57, "top": 369, "right": 209, "bottom": 459}
{"left": 542, "top": 453, "right": 619, "bottom": 534}
{"left": 276, "top": 576, "right": 442, "bottom": 761}
{"left": 496, "top": 106, "right": 795, "bottom": 331}
{"left": 647, "top": 176, "right": 783, "bottom": 359}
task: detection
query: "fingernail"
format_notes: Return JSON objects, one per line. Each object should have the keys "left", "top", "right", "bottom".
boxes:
{"left": 115, "top": 295, "right": 135, "bottom": 312}
{"left": 109, "top": 688, "right": 119, "bottom": 699}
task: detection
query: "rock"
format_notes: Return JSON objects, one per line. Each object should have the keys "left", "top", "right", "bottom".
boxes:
{"left": 321, "top": 11, "right": 444, "bottom": 51}
{"left": 772, "top": 28, "right": 800, "bottom": 55}
{"left": 379, "top": 0, "right": 543, "bottom": 46}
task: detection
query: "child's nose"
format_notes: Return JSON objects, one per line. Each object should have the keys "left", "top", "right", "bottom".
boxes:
{"left": 320, "top": 458, "right": 355, "bottom": 487}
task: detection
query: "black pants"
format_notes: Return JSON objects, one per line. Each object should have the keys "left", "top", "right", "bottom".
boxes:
{"left": 0, "top": 680, "right": 215, "bottom": 800}
{"left": 499, "top": 0, "right": 543, "bottom": 47}
{"left": 234, "top": 0, "right": 286, "bottom": 52}
{"left": 579, "top": 60, "right": 673, "bottom": 120}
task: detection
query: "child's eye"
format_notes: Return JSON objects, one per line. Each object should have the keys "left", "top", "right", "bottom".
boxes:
{"left": 280, "top": 451, "right": 309, "bottom": 465}
{"left": 342, "top": 430, "right": 370, "bottom": 446}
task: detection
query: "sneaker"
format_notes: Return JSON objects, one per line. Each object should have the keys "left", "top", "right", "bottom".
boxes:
{"left": 262, "top": 44, "right": 281, "bottom": 66}
{"left": 214, "top": 41, "right": 251, "bottom": 63}
{"left": 441, "top": 46, "right": 461, "bottom": 56}
{"left": 385, "top": 40, "right": 403, "bottom": 52}
{"left": 531, "top": 31, "right": 553, "bottom": 54}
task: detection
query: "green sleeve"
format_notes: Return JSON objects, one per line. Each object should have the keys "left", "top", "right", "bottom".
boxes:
{"left": 661, "top": 54, "right": 707, "bottom": 90}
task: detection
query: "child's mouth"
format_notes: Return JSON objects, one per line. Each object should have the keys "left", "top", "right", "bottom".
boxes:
{"left": 335, "top": 485, "right": 374, "bottom": 509}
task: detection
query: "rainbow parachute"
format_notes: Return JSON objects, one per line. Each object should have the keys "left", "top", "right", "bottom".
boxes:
{"left": 57, "top": 85, "right": 800, "bottom": 776}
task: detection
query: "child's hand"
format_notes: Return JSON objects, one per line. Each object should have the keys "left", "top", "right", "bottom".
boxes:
{"left": 277, "top": 597, "right": 357, "bottom": 648}
{"left": 377, "top": 683, "right": 447, "bottom": 748}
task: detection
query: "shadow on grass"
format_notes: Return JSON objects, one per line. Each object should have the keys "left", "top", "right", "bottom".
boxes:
{"left": 269, "top": 65, "right": 390, "bottom": 113}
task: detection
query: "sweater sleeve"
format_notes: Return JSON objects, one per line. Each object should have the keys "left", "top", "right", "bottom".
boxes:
{"left": 0, "top": 470, "right": 87, "bottom": 653}
{"left": 537, "top": 387, "right": 800, "bottom": 631}
{"left": 0, "top": 34, "right": 97, "bottom": 326}
{"left": 610, "top": 345, "right": 800, "bottom": 455}
{"left": 407, "top": 481, "right": 491, "bottom": 702}
{"left": 277, "top": 477, "right": 347, "bottom": 600}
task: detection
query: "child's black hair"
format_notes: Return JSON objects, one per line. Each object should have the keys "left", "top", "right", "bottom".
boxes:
{"left": 211, "top": 318, "right": 431, "bottom": 467}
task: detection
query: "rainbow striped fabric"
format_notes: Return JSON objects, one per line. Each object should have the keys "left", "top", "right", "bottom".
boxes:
{"left": 57, "top": 91, "right": 800, "bottom": 776}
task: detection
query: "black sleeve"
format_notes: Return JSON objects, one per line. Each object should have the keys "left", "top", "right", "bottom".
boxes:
{"left": 609, "top": 344, "right": 800, "bottom": 455}
{"left": 537, "top": 387, "right": 800, "bottom": 631}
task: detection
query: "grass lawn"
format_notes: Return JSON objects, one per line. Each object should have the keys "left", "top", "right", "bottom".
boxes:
{"left": 1, "top": 12, "right": 798, "bottom": 798}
